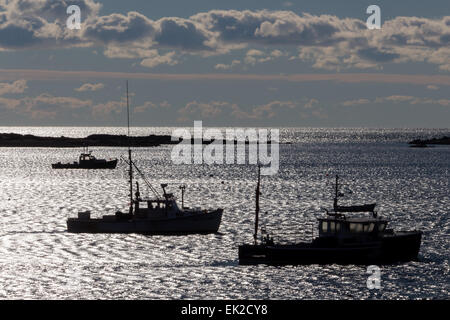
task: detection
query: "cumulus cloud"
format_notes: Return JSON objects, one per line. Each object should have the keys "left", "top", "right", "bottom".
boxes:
{"left": 0, "top": 92, "right": 93, "bottom": 119}
{"left": 140, "top": 50, "right": 178, "bottom": 68}
{"left": 0, "top": 2, "right": 449, "bottom": 71}
{"left": 0, "top": 79, "right": 27, "bottom": 95}
{"left": 0, "top": 0, "right": 101, "bottom": 49}
{"left": 214, "top": 59, "right": 241, "bottom": 70}
{"left": 75, "top": 82, "right": 104, "bottom": 92}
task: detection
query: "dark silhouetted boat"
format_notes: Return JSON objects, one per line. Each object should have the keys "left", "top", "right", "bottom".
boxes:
{"left": 66, "top": 82, "right": 223, "bottom": 234}
{"left": 52, "top": 148, "right": 118, "bottom": 169}
{"left": 239, "top": 172, "right": 422, "bottom": 265}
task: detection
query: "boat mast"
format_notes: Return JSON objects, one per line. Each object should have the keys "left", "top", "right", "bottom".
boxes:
{"left": 333, "top": 175, "right": 338, "bottom": 211}
{"left": 179, "top": 185, "right": 186, "bottom": 209}
{"left": 126, "top": 80, "right": 133, "bottom": 215}
{"left": 254, "top": 165, "right": 261, "bottom": 245}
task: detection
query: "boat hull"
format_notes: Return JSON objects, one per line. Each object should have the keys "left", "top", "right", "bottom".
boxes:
{"left": 52, "top": 159, "right": 118, "bottom": 169}
{"left": 67, "top": 209, "right": 223, "bottom": 235}
{"left": 239, "top": 231, "right": 422, "bottom": 265}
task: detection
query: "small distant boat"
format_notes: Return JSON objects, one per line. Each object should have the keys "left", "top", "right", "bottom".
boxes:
{"left": 66, "top": 81, "right": 223, "bottom": 234}
{"left": 239, "top": 171, "right": 422, "bottom": 265}
{"left": 52, "top": 148, "right": 118, "bottom": 169}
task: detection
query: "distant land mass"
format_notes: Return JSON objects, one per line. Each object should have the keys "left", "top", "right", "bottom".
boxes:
{"left": 0, "top": 133, "right": 276, "bottom": 147}
{"left": 0, "top": 133, "right": 178, "bottom": 147}
{"left": 409, "top": 136, "right": 450, "bottom": 146}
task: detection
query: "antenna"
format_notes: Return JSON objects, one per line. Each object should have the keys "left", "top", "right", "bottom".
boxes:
{"left": 179, "top": 185, "right": 186, "bottom": 209}
{"left": 126, "top": 81, "right": 133, "bottom": 215}
{"left": 254, "top": 165, "right": 261, "bottom": 245}
{"left": 332, "top": 174, "right": 339, "bottom": 211}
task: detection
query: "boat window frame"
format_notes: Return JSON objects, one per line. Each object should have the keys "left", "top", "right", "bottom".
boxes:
{"left": 321, "top": 221, "right": 328, "bottom": 233}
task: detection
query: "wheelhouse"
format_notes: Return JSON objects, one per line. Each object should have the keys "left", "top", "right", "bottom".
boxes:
{"left": 318, "top": 218, "right": 388, "bottom": 237}
{"left": 79, "top": 153, "right": 96, "bottom": 162}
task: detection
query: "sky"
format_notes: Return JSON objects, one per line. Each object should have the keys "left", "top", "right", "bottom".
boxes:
{"left": 0, "top": 0, "right": 449, "bottom": 127}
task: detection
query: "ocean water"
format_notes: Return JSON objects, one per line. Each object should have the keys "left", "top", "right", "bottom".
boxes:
{"left": 0, "top": 127, "right": 448, "bottom": 299}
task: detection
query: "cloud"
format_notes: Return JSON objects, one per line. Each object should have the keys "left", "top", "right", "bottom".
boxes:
{"left": 243, "top": 100, "right": 297, "bottom": 119}
{"left": 427, "top": 85, "right": 439, "bottom": 90}
{"left": 75, "top": 82, "right": 104, "bottom": 92}
{"left": 304, "top": 98, "right": 319, "bottom": 109}
{"left": 134, "top": 100, "right": 170, "bottom": 113}
{"left": 154, "top": 17, "right": 215, "bottom": 51}
{"left": 176, "top": 99, "right": 322, "bottom": 122}
{"left": 0, "top": 79, "right": 27, "bottom": 95}
{"left": 384, "top": 95, "right": 416, "bottom": 102}
{"left": 178, "top": 101, "right": 232, "bottom": 121}
{"left": 340, "top": 95, "right": 450, "bottom": 107}
{"left": 214, "top": 60, "right": 241, "bottom": 70}
{"left": 0, "top": 0, "right": 101, "bottom": 49}
{"left": 1, "top": 3, "right": 449, "bottom": 71}
{"left": 0, "top": 96, "right": 21, "bottom": 109}
{"left": 83, "top": 11, "right": 154, "bottom": 44}
{"left": 92, "top": 98, "right": 126, "bottom": 118}
{"left": 140, "top": 50, "right": 178, "bottom": 68}
{"left": 340, "top": 98, "right": 371, "bottom": 106}
{"left": 0, "top": 92, "right": 93, "bottom": 119}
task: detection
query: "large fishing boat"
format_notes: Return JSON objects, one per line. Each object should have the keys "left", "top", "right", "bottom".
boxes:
{"left": 239, "top": 170, "right": 422, "bottom": 265}
{"left": 66, "top": 82, "right": 223, "bottom": 234}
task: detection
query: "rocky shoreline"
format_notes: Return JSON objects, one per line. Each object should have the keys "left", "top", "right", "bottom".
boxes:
{"left": 409, "top": 136, "right": 450, "bottom": 147}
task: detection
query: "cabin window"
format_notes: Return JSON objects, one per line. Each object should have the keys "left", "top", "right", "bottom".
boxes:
{"left": 336, "top": 223, "right": 341, "bottom": 231}
{"left": 368, "top": 223, "right": 375, "bottom": 232}
{"left": 321, "top": 222, "right": 328, "bottom": 233}
{"left": 329, "top": 222, "right": 335, "bottom": 232}
{"left": 363, "top": 224, "right": 369, "bottom": 232}
{"left": 355, "top": 224, "right": 363, "bottom": 233}
{"left": 379, "top": 223, "right": 386, "bottom": 231}
{"left": 350, "top": 223, "right": 364, "bottom": 233}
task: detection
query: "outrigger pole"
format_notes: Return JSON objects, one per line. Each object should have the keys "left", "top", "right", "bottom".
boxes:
{"left": 126, "top": 80, "right": 133, "bottom": 215}
{"left": 254, "top": 165, "right": 261, "bottom": 245}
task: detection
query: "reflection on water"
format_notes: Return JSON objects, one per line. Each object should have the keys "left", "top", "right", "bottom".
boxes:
{"left": 0, "top": 128, "right": 448, "bottom": 299}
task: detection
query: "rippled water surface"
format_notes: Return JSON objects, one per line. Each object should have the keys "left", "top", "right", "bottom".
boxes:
{"left": 0, "top": 127, "right": 448, "bottom": 299}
